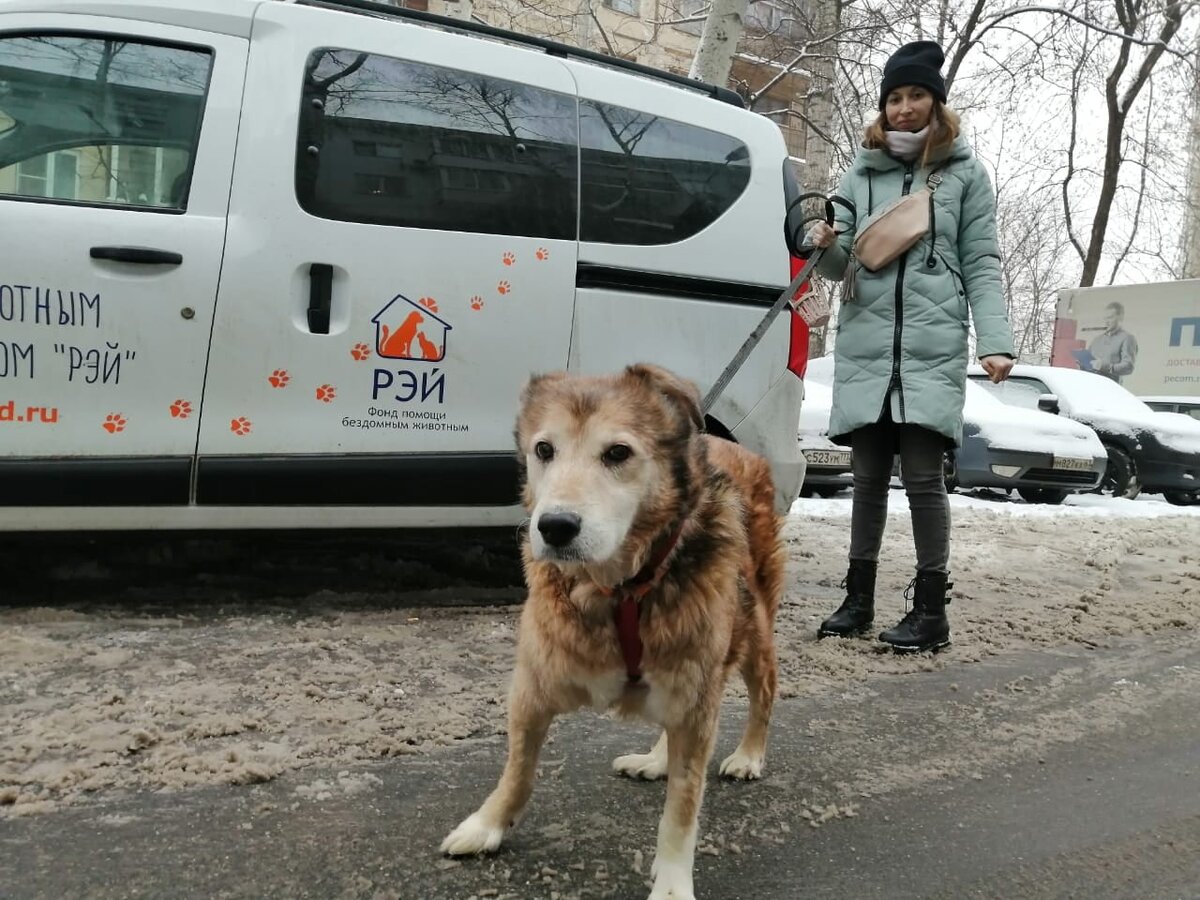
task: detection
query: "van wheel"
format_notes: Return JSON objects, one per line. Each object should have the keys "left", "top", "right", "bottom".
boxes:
{"left": 1100, "top": 445, "right": 1139, "bottom": 499}
{"left": 1017, "top": 487, "right": 1067, "bottom": 505}
{"left": 814, "top": 485, "right": 845, "bottom": 498}
{"left": 1164, "top": 490, "right": 1199, "bottom": 506}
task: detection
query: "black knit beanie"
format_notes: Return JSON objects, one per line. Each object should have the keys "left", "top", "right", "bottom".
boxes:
{"left": 878, "top": 41, "right": 947, "bottom": 110}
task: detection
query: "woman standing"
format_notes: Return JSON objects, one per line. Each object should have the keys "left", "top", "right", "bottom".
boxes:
{"left": 807, "top": 41, "right": 1015, "bottom": 652}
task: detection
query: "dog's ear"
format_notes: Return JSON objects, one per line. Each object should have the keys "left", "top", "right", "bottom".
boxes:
{"left": 514, "top": 371, "right": 568, "bottom": 451}
{"left": 625, "top": 364, "right": 704, "bottom": 433}
{"left": 519, "top": 371, "right": 568, "bottom": 409}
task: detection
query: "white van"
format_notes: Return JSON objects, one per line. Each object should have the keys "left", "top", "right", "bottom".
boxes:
{"left": 0, "top": 0, "right": 805, "bottom": 531}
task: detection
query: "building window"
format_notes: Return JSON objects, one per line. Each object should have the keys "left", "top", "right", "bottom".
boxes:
{"left": 604, "top": 0, "right": 640, "bottom": 14}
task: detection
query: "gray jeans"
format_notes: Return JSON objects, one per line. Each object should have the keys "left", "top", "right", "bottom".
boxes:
{"left": 848, "top": 417, "right": 950, "bottom": 573}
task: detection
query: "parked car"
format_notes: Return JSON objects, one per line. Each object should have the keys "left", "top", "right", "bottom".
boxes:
{"left": 796, "top": 378, "right": 852, "bottom": 498}
{"left": 800, "top": 358, "right": 1104, "bottom": 504}
{"left": 969, "top": 365, "right": 1200, "bottom": 504}
{"left": 949, "top": 381, "right": 1106, "bottom": 503}
{"left": 1140, "top": 396, "right": 1200, "bottom": 422}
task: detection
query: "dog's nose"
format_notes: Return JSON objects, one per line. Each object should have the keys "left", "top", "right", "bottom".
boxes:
{"left": 537, "top": 512, "right": 582, "bottom": 548}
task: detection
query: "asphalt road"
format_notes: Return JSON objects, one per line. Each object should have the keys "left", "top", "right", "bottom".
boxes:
{"left": 3, "top": 633, "right": 1197, "bottom": 900}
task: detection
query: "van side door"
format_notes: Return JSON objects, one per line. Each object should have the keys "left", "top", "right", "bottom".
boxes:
{"left": 194, "top": 3, "right": 580, "bottom": 509}
{"left": 0, "top": 14, "right": 245, "bottom": 506}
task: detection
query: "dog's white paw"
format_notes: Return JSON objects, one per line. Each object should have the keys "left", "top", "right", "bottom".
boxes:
{"left": 646, "top": 867, "right": 695, "bottom": 900}
{"left": 719, "top": 747, "right": 764, "bottom": 781}
{"left": 613, "top": 751, "right": 669, "bottom": 781}
{"left": 440, "top": 812, "right": 505, "bottom": 856}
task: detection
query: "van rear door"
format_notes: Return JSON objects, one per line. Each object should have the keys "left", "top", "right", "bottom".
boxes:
{"left": 194, "top": 3, "right": 580, "bottom": 510}
{"left": 0, "top": 14, "right": 245, "bottom": 507}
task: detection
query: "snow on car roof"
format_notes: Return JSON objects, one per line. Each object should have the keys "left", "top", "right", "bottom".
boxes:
{"left": 964, "top": 380, "right": 1104, "bottom": 457}
{"left": 800, "top": 361, "right": 1103, "bottom": 457}
{"left": 968, "top": 363, "right": 1200, "bottom": 454}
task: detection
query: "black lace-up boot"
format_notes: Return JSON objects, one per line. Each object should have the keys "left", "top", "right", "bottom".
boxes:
{"left": 878, "top": 570, "right": 952, "bottom": 653}
{"left": 818, "top": 559, "right": 877, "bottom": 638}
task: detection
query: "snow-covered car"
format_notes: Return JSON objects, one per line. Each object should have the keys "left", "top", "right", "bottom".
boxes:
{"left": 950, "top": 380, "right": 1107, "bottom": 504}
{"left": 799, "top": 357, "right": 1105, "bottom": 504}
{"left": 796, "top": 377, "right": 851, "bottom": 497}
{"left": 1140, "top": 396, "right": 1200, "bottom": 422}
{"left": 969, "top": 365, "right": 1200, "bottom": 504}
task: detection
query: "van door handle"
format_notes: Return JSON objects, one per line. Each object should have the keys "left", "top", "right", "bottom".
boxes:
{"left": 307, "top": 263, "right": 333, "bottom": 334}
{"left": 90, "top": 246, "right": 183, "bottom": 265}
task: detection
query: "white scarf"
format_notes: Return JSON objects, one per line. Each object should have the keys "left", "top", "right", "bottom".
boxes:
{"left": 884, "top": 125, "right": 930, "bottom": 161}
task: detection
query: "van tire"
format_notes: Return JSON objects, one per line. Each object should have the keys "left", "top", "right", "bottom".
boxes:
{"left": 1100, "top": 445, "right": 1139, "bottom": 499}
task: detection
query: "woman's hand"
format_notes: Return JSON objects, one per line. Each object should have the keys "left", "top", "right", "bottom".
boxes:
{"left": 806, "top": 222, "right": 837, "bottom": 249}
{"left": 980, "top": 355, "right": 1014, "bottom": 383}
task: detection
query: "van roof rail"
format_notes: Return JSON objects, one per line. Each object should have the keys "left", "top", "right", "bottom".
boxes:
{"left": 293, "top": 0, "right": 746, "bottom": 108}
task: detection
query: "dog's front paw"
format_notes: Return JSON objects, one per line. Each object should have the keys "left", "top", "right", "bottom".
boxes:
{"left": 647, "top": 870, "right": 696, "bottom": 900}
{"left": 719, "top": 747, "right": 764, "bottom": 781}
{"left": 613, "top": 750, "right": 669, "bottom": 781}
{"left": 440, "top": 812, "right": 505, "bottom": 856}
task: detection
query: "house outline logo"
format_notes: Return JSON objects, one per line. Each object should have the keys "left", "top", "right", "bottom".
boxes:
{"left": 371, "top": 293, "right": 452, "bottom": 363}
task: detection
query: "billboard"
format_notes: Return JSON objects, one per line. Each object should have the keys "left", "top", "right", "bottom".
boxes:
{"left": 1051, "top": 279, "right": 1200, "bottom": 397}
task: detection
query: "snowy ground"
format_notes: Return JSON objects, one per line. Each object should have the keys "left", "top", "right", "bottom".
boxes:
{"left": 2, "top": 490, "right": 1198, "bottom": 819}
{"left": 796, "top": 486, "right": 1200, "bottom": 519}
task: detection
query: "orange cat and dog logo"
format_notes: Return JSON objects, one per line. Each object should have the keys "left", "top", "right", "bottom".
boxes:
{"left": 371, "top": 294, "right": 452, "bottom": 363}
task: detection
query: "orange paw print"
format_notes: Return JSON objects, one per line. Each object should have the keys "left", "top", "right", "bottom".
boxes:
{"left": 418, "top": 297, "right": 439, "bottom": 313}
{"left": 470, "top": 296, "right": 484, "bottom": 311}
{"left": 497, "top": 280, "right": 511, "bottom": 296}
{"left": 502, "top": 251, "right": 516, "bottom": 267}
{"left": 268, "top": 369, "right": 290, "bottom": 388}
{"left": 316, "top": 384, "right": 336, "bottom": 403}
{"left": 169, "top": 400, "right": 193, "bottom": 419}
{"left": 536, "top": 247, "right": 549, "bottom": 261}
{"left": 230, "top": 417, "right": 252, "bottom": 436}
{"left": 102, "top": 414, "right": 127, "bottom": 434}
{"left": 351, "top": 342, "right": 372, "bottom": 361}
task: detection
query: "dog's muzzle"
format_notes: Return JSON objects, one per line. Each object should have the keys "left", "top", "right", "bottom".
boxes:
{"left": 537, "top": 511, "right": 582, "bottom": 549}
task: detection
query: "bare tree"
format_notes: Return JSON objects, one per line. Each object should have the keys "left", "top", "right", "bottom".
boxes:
{"left": 690, "top": 0, "right": 750, "bottom": 82}
{"left": 1178, "top": 27, "right": 1200, "bottom": 277}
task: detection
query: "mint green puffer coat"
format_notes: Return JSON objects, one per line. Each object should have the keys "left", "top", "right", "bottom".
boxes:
{"left": 816, "top": 136, "right": 1014, "bottom": 446}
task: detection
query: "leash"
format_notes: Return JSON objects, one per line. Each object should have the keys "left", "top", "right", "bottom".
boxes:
{"left": 700, "top": 193, "right": 854, "bottom": 415}
{"left": 597, "top": 520, "right": 688, "bottom": 682}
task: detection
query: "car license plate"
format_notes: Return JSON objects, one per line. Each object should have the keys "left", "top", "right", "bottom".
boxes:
{"left": 804, "top": 449, "right": 851, "bottom": 467}
{"left": 1052, "top": 456, "right": 1092, "bottom": 471}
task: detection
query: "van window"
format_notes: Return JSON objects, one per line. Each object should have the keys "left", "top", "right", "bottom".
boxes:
{"left": 0, "top": 35, "right": 212, "bottom": 209}
{"left": 579, "top": 100, "right": 751, "bottom": 245}
{"left": 295, "top": 49, "right": 577, "bottom": 239}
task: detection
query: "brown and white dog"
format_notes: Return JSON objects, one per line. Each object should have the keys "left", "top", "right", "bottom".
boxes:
{"left": 441, "top": 364, "right": 784, "bottom": 900}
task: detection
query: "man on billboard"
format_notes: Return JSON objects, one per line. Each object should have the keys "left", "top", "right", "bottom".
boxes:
{"left": 1083, "top": 301, "right": 1139, "bottom": 383}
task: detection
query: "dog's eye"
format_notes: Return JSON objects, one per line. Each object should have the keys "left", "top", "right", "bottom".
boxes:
{"left": 534, "top": 441, "right": 554, "bottom": 462}
{"left": 602, "top": 444, "right": 632, "bottom": 465}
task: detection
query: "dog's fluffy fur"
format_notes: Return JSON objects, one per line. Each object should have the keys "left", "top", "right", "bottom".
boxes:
{"left": 441, "top": 364, "right": 784, "bottom": 900}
